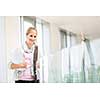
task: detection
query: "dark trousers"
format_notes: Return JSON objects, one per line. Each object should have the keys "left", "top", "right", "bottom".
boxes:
{"left": 15, "top": 80, "right": 40, "bottom": 83}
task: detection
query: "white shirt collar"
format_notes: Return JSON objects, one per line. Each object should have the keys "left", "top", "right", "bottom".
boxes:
{"left": 23, "top": 42, "right": 35, "bottom": 53}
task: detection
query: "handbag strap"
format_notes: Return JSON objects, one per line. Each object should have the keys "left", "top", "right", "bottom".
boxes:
{"left": 33, "top": 45, "right": 38, "bottom": 81}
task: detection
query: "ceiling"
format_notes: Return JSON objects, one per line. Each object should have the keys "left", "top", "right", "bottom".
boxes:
{"left": 39, "top": 16, "right": 100, "bottom": 40}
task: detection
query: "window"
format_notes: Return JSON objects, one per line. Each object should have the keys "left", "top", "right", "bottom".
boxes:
{"left": 20, "top": 16, "right": 36, "bottom": 46}
{"left": 60, "top": 29, "right": 77, "bottom": 49}
{"left": 36, "top": 18, "right": 50, "bottom": 82}
{"left": 60, "top": 29, "right": 67, "bottom": 49}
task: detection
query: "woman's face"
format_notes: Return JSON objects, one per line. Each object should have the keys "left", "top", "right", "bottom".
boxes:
{"left": 26, "top": 29, "right": 37, "bottom": 45}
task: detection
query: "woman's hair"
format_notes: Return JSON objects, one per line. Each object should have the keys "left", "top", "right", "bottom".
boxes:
{"left": 26, "top": 27, "right": 37, "bottom": 35}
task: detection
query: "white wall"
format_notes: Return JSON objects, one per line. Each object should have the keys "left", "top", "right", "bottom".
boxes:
{"left": 5, "top": 16, "right": 21, "bottom": 82}
{"left": 0, "top": 17, "right": 8, "bottom": 82}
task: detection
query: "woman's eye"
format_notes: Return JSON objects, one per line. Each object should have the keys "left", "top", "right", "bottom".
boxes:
{"left": 30, "top": 35, "right": 33, "bottom": 37}
{"left": 34, "top": 36, "right": 36, "bottom": 38}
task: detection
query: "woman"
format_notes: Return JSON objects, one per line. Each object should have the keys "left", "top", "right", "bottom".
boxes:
{"left": 10, "top": 27, "right": 40, "bottom": 83}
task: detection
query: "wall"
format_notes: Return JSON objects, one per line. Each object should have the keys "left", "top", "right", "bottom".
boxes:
{"left": 5, "top": 16, "right": 21, "bottom": 82}
{"left": 0, "top": 17, "right": 7, "bottom": 82}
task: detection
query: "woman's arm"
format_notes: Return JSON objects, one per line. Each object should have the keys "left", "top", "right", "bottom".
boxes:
{"left": 11, "top": 63, "right": 27, "bottom": 69}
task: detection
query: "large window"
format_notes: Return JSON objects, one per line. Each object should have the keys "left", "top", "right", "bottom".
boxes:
{"left": 36, "top": 18, "right": 50, "bottom": 82}
{"left": 60, "top": 29, "right": 77, "bottom": 49}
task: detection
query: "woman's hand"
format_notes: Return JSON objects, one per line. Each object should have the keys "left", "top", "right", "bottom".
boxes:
{"left": 20, "top": 62, "right": 27, "bottom": 68}
{"left": 11, "top": 63, "right": 27, "bottom": 69}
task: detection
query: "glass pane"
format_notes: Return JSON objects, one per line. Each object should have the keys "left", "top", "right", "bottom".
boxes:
{"left": 60, "top": 30, "right": 67, "bottom": 49}
{"left": 40, "top": 38, "right": 100, "bottom": 83}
